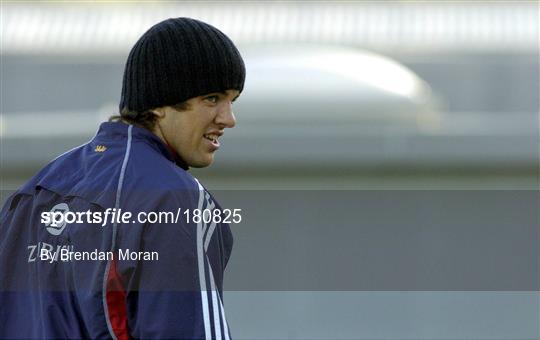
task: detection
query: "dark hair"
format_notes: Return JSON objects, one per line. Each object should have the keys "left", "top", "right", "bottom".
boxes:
{"left": 108, "top": 101, "right": 191, "bottom": 131}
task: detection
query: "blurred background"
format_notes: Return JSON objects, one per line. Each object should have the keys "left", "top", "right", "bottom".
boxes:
{"left": 1, "top": 1, "right": 538, "bottom": 339}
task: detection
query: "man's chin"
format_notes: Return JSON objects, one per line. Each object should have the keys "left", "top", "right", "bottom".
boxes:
{"left": 190, "top": 164, "right": 210, "bottom": 169}
{"left": 188, "top": 156, "right": 214, "bottom": 168}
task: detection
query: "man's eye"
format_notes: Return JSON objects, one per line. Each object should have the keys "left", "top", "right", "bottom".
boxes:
{"left": 205, "top": 96, "right": 219, "bottom": 103}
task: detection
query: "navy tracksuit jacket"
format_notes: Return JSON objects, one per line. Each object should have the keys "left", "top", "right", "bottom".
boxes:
{"left": 0, "top": 122, "right": 233, "bottom": 339}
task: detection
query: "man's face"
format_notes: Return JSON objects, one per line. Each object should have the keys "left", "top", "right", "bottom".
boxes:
{"left": 154, "top": 89, "right": 239, "bottom": 168}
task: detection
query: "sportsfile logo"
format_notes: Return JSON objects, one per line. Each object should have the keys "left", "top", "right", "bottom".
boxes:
{"left": 43, "top": 203, "right": 70, "bottom": 235}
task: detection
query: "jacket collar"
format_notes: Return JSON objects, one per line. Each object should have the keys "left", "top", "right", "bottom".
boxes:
{"left": 95, "top": 121, "right": 189, "bottom": 170}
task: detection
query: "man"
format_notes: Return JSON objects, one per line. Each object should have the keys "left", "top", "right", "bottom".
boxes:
{"left": 0, "top": 17, "right": 245, "bottom": 339}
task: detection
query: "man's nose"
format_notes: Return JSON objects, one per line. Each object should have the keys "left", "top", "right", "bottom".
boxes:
{"left": 216, "top": 102, "right": 236, "bottom": 128}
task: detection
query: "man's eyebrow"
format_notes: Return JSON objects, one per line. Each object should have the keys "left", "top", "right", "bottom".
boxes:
{"left": 217, "top": 90, "right": 240, "bottom": 101}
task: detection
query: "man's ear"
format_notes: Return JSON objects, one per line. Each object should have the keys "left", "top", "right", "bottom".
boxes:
{"left": 152, "top": 107, "right": 166, "bottom": 118}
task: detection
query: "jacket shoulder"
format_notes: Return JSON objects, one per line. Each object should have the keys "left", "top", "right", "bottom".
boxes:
{"left": 124, "top": 139, "right": 199, "bottom": 191}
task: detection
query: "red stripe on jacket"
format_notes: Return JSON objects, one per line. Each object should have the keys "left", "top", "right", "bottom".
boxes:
{"left": 106, "top": 256, "right": 129, "bottom": 340}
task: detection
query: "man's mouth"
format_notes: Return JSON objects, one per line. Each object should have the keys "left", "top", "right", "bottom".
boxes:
{"left": 203, "top": 134, "right": 219, "bottom": 143}
{"left": 203, "top": 133, "right": 221, "bottom": 150}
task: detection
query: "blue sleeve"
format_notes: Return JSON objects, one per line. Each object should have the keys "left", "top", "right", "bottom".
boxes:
{"left": 115, "top": 183, "right": 231, "bottom": 339}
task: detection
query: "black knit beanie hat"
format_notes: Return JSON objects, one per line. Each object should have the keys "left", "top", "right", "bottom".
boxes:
{"left": 119, "top": 17, "right": 246, "bottom": 115}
